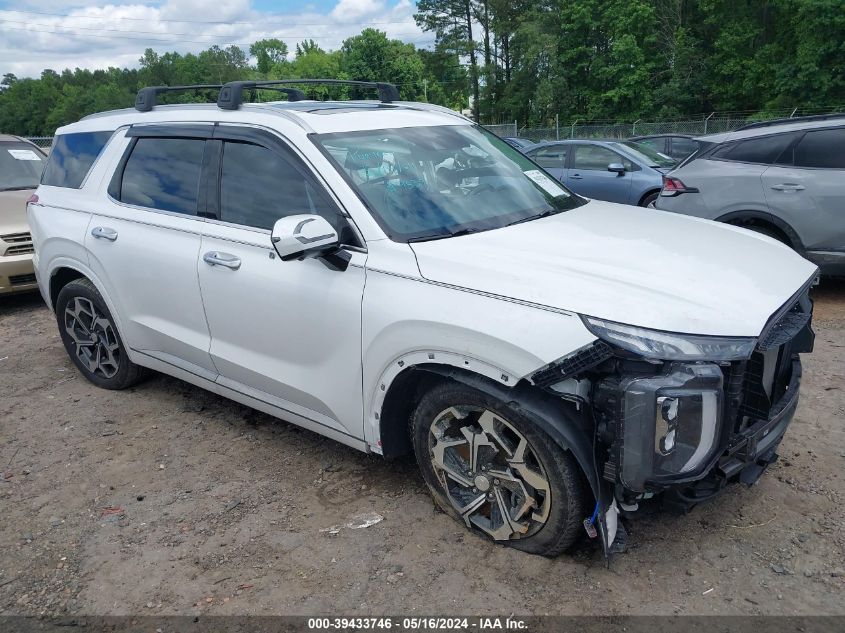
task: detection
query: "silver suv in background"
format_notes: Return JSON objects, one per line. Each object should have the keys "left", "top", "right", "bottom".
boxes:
{"left": 656, "top": 115, "right": 845, "bottom": 276}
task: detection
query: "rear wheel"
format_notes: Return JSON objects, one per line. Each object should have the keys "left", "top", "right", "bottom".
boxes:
{"left": 411, "top": 381, "right": 587, "bottom": 556}
{"left": 640, "top": 191, "right": 660, "bottom": 208}
{"left": 56, "top": 278, "right": 146, "bottom": 390}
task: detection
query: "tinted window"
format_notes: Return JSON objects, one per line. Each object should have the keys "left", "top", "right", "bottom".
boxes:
{"left": 42, "top": 131, "right": 113, "bottom": 188}
{"left": 792, "top": 128, "right": 845, "bottom": 169}
{"left": 220, "top": 141, "right": 346, "bottom": 235}
{"left": 531, "top": 145, "right": 568, "bottom": 168}
{"left": 714, "top": 133, "right": 796, "bottom": 165}
{"left": 635, "top": 137, "right": 666, "bottom": 153}
{"left": 670, "top": 137, "right": 698, "bottom": 158}
{"left": 0, "top": 142, "right": 46, "bottom": 190}
{"left": 120, "top": 137, "right": 204, "bottom": 214}
{"left": 572, "top": 145, "right": 627, "bottom": 170}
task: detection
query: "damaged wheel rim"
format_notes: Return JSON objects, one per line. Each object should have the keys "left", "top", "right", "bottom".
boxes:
{"left": 64, "top": 296, "right": 120, "bottom": 379}
{"left": 428, "top": 407, "right": 551, "bottom": 540}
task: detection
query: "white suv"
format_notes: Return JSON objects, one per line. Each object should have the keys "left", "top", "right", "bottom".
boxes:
{"left": 29, "top": 80, "right": 818, "bottom": 557}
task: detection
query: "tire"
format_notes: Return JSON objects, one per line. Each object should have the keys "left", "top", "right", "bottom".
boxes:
{"left": 55, "top": 278, "right": 146, "bottom": 390}
{"left": 410, "top": 381, "right": 587, "bottom": 557}
{"left": 640, "top": 191, "right": 659, "bottom": 208}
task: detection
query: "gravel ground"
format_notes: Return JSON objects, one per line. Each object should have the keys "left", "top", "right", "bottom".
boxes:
{"left": 1, "top": 281, "right": 843, "bottom": 617}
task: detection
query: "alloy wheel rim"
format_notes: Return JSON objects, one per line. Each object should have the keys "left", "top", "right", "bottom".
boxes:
{"left": 428, "top": 406, "right": 551, "bottom": 541}
{"left": 64, "top": 296, "right": 120, "bottom": 379}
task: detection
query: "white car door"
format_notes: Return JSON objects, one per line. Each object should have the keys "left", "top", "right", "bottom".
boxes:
{"left": 196, "top": 127, "right": 366, "bottom": 440}
{"left": 85, "top": 126, "right": 218, "bottom": 378}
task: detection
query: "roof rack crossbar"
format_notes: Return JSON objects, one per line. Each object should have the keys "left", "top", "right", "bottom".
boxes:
{"left": 135, "top": 84, "right": 223, "bottom": 112}
{"left": 736, "top": 112, "right": 845, "bottom": 131}
{"left": 217, "top": 79, "right": 400, "bottom": 110}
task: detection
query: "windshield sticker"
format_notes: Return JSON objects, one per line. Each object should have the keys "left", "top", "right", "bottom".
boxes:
{"left": 524, "top": 169, "right": 567, "bottom": 197}
{"left": 8, "top": 149, "right": 42, "bottom": 161}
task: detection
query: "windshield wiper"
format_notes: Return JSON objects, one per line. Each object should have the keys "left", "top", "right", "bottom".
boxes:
{"left": 0, "top": 186, "right": 36, "bottom": 192}
{"left": 504, "top": 209, "right": 559, "bottom": 228}
{"left": 407, "top": 227, "right": 482, "bottom": 243}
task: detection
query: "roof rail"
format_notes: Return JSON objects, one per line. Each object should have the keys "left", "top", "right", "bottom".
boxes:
{"left": 135, "top": 84, "right": 222, "bottom": 112}
{"left": 218, "top": 79, "right": 400, "bottom": 110}
{"left": 736, "top": 112, "right": 845, "bottom": 131}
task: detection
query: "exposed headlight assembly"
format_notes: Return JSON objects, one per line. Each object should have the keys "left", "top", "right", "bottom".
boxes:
{"left": 582, "top": 316, "right": 756, "bottom": 361}
{"left": 603, "top": 363, "right": 724, "bottom": 492}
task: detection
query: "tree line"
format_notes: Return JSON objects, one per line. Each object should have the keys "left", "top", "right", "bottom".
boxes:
{"left": 1, "top": 0, "right": 843, "bottom": 136}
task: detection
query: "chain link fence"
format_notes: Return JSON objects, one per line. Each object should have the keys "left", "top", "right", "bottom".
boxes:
{"left": 485, "top": 107, "right": 843, "bottom": 142}
{"left": 23, "top": 136, "right": 53, "bottom": 150}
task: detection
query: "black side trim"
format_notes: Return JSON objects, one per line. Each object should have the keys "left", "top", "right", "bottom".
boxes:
{"left": 127, "top": 124, "right": 215, "bottom": 139}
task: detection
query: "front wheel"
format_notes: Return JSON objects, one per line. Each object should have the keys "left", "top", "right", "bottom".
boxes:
{"left": 411, "top": 381, "right": 588, "bottom": 556}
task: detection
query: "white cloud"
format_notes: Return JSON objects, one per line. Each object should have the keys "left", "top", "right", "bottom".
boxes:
{"left": 0, "top": 0, "right": 428, "bottom": 78}
{"left": 329, "top": 0, "right": 385, "bottom": 21}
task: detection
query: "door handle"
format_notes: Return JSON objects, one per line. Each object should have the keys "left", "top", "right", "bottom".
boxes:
{"left": 91, "top": 226, "right": 118, "bottom": 241}
{"left": 770, "top": 183, "right": 805, "bottom": 191}
{"left": 203, "top": 251, "right": 241, "bottom": 270}
{"left": 570, "top": 174, "right": 583, "bottom": 180}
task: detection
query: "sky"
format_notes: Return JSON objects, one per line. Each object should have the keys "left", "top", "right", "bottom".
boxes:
{"left": 0, "top": 0, "right": 428, "bottom": 78}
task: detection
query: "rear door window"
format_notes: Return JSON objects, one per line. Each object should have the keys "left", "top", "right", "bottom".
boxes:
{"left": 41, "top": 131, "right": 113, "bottom": 188}
{"left": 119, "top": 137, "right": 205, "bottom": 214}
{"left": 792, "top": 128, "right": 845, "bottom": 169}
{"left": 713, "top": 133, "right": 797, "bottom": 165}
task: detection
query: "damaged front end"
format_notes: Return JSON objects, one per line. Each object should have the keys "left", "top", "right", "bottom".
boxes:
{"left": 532, "top": 276, "right": 816, "bottom": 557}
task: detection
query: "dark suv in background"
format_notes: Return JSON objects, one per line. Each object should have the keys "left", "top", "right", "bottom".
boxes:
{"left": 656, "top": 115, "right": 845, "bottom": 276}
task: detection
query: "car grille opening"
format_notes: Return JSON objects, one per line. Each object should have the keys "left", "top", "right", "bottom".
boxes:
{"left": 9, "top": 273, "right": 36, "bottom": 286}
{"left": 736, "top": 285, "right": 813, "bottom": 426}
{"left": 1, "top": 232, "right": 34, "bottom": 256}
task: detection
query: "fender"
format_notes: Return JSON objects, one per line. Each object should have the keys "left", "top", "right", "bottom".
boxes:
{"left": 45, "top": 257, "right": 141, "bottom": 365}
{"left": 715, "top": 210, "right": 805, "bottom": 254}
{"left": 367, "top": 349, "right": 526, "bottom": 451}
{"left": 384, "top": 363, "right": 616, "bottom": 557}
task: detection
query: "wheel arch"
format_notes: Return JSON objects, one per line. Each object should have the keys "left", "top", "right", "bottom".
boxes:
{"left": 45, "top": 259, "right": 135, "bottom": 361}
{"left": 638, "top": 187, "right": 661, "bottom": 207}
{"left": 377, "top": 363, "right": 603, "bottom": 525}
{"left": 715, "top": 210, "right": 805, "bottom": 253}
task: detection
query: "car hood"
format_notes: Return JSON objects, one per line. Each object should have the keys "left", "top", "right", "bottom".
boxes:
{"left": 409, "top": 201, "right": 817, "bottom": 337}
{"left": 0, "top": 188, "right": 34, "bottom": 235}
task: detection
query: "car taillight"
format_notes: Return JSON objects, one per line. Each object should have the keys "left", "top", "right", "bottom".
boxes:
{"left": 660, "top": 176, "right": 696, "bottom": 196}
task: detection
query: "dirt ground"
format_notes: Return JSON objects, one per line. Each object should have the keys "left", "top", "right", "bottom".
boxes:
{"left": 1, "top": 281, "right": 843, "bottom": 618}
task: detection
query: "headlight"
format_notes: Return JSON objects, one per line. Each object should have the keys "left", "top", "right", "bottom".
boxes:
{"left": 604, "top": 363, "right": 723, "bottom": 492}
{"left": 582, "top": 316, "right": 756, "bottom": 361}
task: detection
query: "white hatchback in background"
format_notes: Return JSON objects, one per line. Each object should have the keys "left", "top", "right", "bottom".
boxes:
{"left": 29, "top": 80, "right": 818, "bottom": 558}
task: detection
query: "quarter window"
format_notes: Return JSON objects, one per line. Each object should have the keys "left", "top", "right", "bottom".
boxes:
{"left": 219, "top": 141, "right": 350, "bottom": 239}
{"left": 119, "top": 137, "right": 205, "bottom": 214}
{"left": 42, "top": 131, "right": 113, "bottom": 189}
{"left": 792, "top": 128, "right": 845, "bottom": 169}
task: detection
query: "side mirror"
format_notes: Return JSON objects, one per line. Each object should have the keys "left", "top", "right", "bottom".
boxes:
{"left": 271, "top": 214, "right": 339, "bottom": 261}
{"left": 607, "top": 163, "right": 626, "bottom": 174}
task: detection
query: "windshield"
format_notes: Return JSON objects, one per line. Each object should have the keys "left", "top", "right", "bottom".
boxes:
{"left": 616, "top": 141, "right": 677, "bottom": 168}
{"left": 312, "top": 125, "right": 586, "bottom": 242}
{"left": 0, "top": 142, "right": 45, "bottom": 190}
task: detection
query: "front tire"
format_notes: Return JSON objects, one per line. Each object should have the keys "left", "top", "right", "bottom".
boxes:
{"left": 411, "top": 381, "right": 587, "bottom": 556}
{"left": 56, "top": 278, "right": 146, "bottom": 390}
